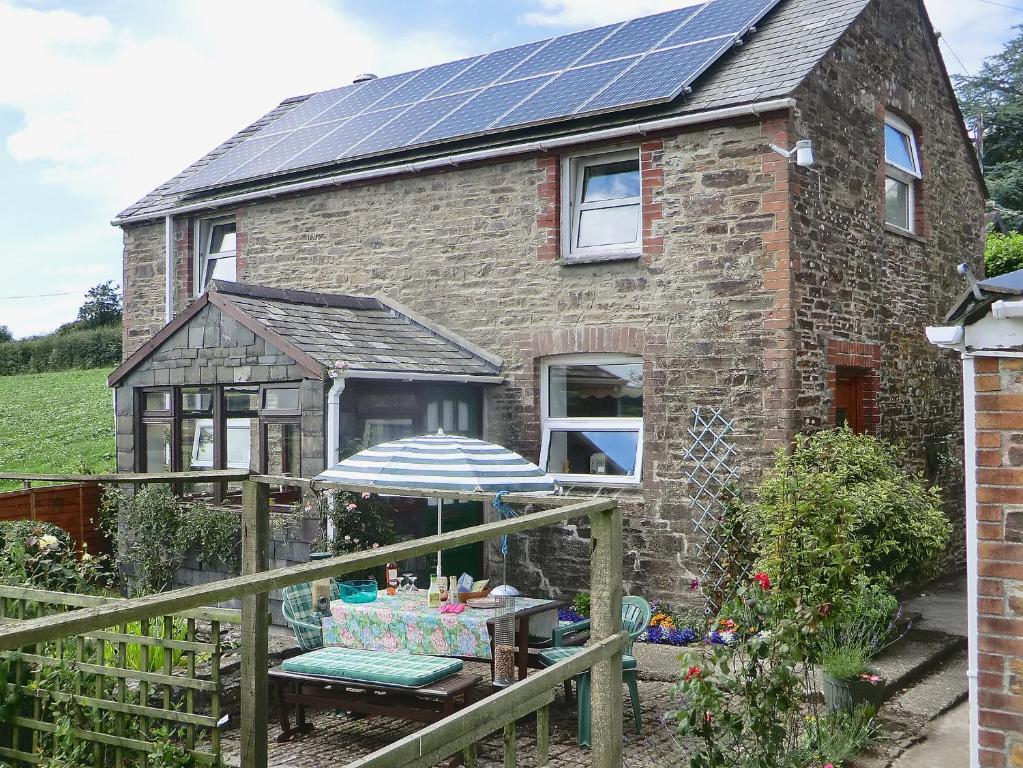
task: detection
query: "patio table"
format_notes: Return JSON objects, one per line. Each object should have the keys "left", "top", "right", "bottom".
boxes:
{"left": 321, "top": 590, "right": 564, "bottom": 681}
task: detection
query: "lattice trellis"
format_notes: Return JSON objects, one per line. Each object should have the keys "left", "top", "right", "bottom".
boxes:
{"left": 682, "top": 408, "right": 748, "bottom": 607}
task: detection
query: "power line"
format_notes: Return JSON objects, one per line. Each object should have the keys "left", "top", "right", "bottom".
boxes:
{"left": 0, "top": 290, "right": 82, "bottom": 300}
{"left": 938, "top": 35, "right": 972, "bottom": 76}
{"left": 978, "top": 0, "right": 1023, "bottom": 12}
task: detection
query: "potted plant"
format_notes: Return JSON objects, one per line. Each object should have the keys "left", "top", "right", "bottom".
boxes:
{"left": 820, "top": 643, "right": 885, "bottom": 713}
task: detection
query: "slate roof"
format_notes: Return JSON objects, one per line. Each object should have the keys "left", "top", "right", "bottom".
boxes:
{"left": 117, "top": 0, "right": 870, "bottom": 223}
{"left": 108, "top": 281, "right": 502, "bottom": 386}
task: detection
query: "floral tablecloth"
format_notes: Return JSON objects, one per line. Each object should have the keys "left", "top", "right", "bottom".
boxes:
{"left": 322, "top": 591, "right": 555, "bottom": 659}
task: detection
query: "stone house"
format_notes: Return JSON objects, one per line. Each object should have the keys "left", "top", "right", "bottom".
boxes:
{"left": 111, "top": 0, "right": 986, "bottom": 602}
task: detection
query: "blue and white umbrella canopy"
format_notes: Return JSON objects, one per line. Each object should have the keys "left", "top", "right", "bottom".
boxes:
{"left": 314, "top": 431, "right": 557, "bottom": 575}
{"left": 314, "top": 431, "right": 556, "bottom": 494}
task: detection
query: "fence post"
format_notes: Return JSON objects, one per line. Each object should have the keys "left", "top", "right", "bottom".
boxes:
{"left": 588, "top": 503, "right": 623, "bottom": 768}
{"left": 240, "top": 480, "right": 269, "bottom": 768}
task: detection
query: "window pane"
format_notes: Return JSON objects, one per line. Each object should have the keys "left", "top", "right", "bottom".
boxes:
{"left": 263, "top": 387, "right": 300, "bottom": 411}
{"left": 265, "top": 422, "right": 301, "bottom": 476}
{"left": 209, "top": 223, "right": 236, "bottom": 255}
{"left": 546, "top": 430, "right": 639, "bottom": 476}
{"left": 577, "top": 204, "right": 640, "bottom": 248}
{"left": 226, "top": 387, "right": 258, "bottom": 414}
{"left": 207, "top": 256, "right": 237, "bottom": 283}
{"left": 581, "top": 159, "right": 640, "bottom": 202}
{"left": 885, "top": 176, "right": 910, "bottom": 229}
{"left": 181, "top": 387, "right": 213, "bottom": 413}
{"left": 143, "top": 422, "right": 172, "bottom": 472}
{"left": 143, "top": 391, "right": 171, "bottom": 413}
{"left": 227, "top": 418, "right": 255, "bottom": 469}
{"left": 884, "top": 124, "right": 916, "bottom": 172}
{"left": 180, "top": 417, "right": 215, "bottom": 496}
{"left": 548, "top": 363, "right": 643, "bottom": 418}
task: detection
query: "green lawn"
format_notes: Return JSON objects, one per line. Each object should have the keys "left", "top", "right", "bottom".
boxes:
{"left": 0, "top": 368, "right": 115, "bottom": 490}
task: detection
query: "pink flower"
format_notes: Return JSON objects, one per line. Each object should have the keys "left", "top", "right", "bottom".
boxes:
{"left": 346, "top": 502, "right": 358, "bottom": 512}
{"left": 689, "top": 578, "right": 700, "bottom": 591}
{"left": 362, "top": 492, "right": 371, "bottom": 499}
{"left": 703, "top": 711, "right": 713, "bottom": 724}
{"left": 372, "top": 543, "right": 380, "bottom": 549}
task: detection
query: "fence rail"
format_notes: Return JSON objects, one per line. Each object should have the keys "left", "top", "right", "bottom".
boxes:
{"left": 0, "top": 472, "right": 625, "bottom": 768}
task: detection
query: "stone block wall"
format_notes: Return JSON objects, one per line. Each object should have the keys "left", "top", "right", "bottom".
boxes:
{"left": 972, "top": 355, "right": 1023, "bottom": 767}
{"left": 790, "top": 0, "right": 985, "bottom": 559}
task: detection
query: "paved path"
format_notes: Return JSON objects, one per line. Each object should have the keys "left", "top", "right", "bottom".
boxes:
{"left": 890, "top": 702, "right": 969, "bottom": 768}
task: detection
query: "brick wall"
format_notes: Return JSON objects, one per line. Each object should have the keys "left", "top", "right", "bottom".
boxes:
{"left": 973, "top": 355, "right": 1023, "bottom": 767}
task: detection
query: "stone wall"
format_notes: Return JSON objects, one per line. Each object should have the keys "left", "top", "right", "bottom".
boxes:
{"left": 971, "top": 355, "right": 1023, "bottom": 767}
{"left": 789, "top": 0, "right": 985, "bottom": 559}
{"left": 118, "top": 0, "right": 984, "bottom": 602}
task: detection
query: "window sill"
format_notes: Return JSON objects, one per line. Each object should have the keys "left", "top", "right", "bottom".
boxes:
{"left": 550, "top": 474, "right": 641, "bottom": 487}
{"left": 559, "top": 251, "right": 642, "bottom": 266}
{"left": 883, "top": 223, "right": 927, "bottom": 243}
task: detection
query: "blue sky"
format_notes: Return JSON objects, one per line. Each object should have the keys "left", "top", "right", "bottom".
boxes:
{"left": 0, "top": 0, "right": 1018, "bottom": 338}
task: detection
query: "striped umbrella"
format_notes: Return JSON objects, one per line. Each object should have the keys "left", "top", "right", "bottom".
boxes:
{"left": 313, "top": 431, "right": 556, "bottom": 575}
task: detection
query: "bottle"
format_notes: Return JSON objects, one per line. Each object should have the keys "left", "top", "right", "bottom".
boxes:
{"left": 386, "top": 562, "right": 399, "bottom": 596}
{"left": 428, "top": 574, "right": 441, "bottom": 608}
{"left": 438, "top": 574, "right": 449, "bottom": 604}
{"left": 449, "top": 575, "right": 460, "bottom": 605}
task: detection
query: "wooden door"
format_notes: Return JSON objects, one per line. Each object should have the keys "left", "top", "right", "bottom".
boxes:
{"left": 834, "top": 372, "right": 864, "bottom": 433}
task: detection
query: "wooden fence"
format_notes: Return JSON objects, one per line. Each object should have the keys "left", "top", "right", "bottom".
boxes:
{"left": 0, "top": 472, "right": 625, "bottom": 768}
{"left": 0, "top": 585, "right": 240, "bottom": 766}
{"left": 0, "top": 483, "right": 105, "bottom": 555}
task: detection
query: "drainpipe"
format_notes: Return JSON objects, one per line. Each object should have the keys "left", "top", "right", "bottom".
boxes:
{"left": 962, "top": 353, "right": 980, "bottom": 768}
{"left": 324, "top": 375, "right": 346, "bottom": 543}
{"left": 164, "top": 215, "right": 174, "bottom": 323}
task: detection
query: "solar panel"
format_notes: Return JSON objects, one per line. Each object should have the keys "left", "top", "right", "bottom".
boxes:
{"left": 494, "top": 59, "right": 637, "bottom": 129}
{"left": 575, "top": 6, "right": 703, "bottom": 66}
{"left": 171, "top": 0, "right": 782, "bottom": 195}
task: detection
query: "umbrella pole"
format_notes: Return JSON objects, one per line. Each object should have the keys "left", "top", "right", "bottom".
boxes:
{"left": 436, "top": 498, "right": 443, "bottom": 577}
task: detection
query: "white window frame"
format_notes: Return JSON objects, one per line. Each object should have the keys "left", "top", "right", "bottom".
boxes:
{"left": 883, "top": 114, "right": 922, "bottom": 233}
{"left": 194, "top": 215, "right": 237, "bottom": 294}
{"left": 539, "top": 353, "right": 644, "bottom": 486}
{"left": 561, "top": 148, "right": 642, "bottom": 260}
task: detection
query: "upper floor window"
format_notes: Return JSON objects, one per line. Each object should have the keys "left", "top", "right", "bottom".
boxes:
{"left": 562, "top": 149, "right": 641, "bottom": 260}
{"left": 883, "top": 114, "right": 921, "bottom": 233}
{"left": 539, "top": 354, "right": 643, "bottom": 485}
{"left": 197, "top": 216, "right": 236, "bottom": 292}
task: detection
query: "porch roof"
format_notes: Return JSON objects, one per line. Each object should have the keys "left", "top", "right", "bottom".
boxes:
{"left": 108, "top": 281, "right": 503, "bottom": 386}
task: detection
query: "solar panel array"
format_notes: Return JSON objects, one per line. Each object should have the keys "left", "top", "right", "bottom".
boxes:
{"left": 174, "top": 0, "right": 782, "bottom": 194}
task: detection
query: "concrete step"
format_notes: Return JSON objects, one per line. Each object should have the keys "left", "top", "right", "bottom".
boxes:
{"left": 872, "top": 628, "right": 967, "bottom": 701}
{"left": 887, "top": 650, "right": 969, "bottom": 721}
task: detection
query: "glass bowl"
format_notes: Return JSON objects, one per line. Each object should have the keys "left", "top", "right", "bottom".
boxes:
{"left": 337, "top": 579, "right": 378, "bottom": 604}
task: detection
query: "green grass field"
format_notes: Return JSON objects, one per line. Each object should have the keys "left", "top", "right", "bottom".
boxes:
{"left": 0, "top": 368, "right": 115, "bottom": 490}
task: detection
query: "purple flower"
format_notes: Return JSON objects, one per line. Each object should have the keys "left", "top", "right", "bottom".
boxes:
{"left": 645, "top": 625, "right": 664, "bottom": 644}
{"left": 558, "top": 607, "right": 584, "bottom": 623}
{"left": 667, "top": 628, "right": 699, "bottom": 646}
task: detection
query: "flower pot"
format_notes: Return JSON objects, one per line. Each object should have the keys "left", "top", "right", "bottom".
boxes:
{"left": 822, "top": 672, "right": 885, "bottom": 713}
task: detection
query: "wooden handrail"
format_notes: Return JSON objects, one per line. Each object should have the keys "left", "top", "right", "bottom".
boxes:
{"left": 0, "top": 496, "right": 613, "bottom": 652}
{"left": 0, "top": 471, "right": 251, "bottom": 483}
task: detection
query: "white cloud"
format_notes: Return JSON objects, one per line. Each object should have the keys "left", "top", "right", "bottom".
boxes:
{"left": 0, "top": 0, "right": 466, "bottom": 212}
{"left": 521, "top": 0, "right": 698, "bottom": 27}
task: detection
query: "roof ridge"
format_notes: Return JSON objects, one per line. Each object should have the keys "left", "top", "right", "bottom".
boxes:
{"left": 210, "top": 280, "right": 380, "bottom": 310}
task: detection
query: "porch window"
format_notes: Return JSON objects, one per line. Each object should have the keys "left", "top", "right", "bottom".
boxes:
{"left": 138, "top": 383, "right": 302, "bottom": 499}
{"left": 539, "top": 354, "right": 643, "bottom": 484}
{"left": 197, "top": 216, "right": 237, "bottom": 291}
{"left": 883, "top": 114, "right": 921, "bottom": 233}
{"left": 563, "top": 149, "right": 641, "bottom": 259}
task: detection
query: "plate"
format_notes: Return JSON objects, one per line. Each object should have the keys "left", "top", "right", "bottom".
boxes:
{"left": 466, "top": 597, "right": 501, "bottom": 609}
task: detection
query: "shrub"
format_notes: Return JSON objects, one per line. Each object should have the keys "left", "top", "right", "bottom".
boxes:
{"left": 0, "top": 522, "right": 110, "bottom": 594}
{"left": 743, "top": 429, "right": 950, "bottom": 610}
{"left": 985, "top": 231, "right": 1023, "bottom": 278}
{"left": 0, "top": 325, "right": 121, "bottom": 376}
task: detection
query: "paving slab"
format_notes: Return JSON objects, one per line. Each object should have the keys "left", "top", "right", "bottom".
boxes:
{"left": 890, "top": 701, "right": 969, "bottom": 768}
{"left": 889, "top": 651, "right": 968, "bottom": 721}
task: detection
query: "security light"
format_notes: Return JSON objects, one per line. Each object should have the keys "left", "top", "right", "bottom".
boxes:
{"left": 769, "top": 139, "right": 815, "bottom": 167}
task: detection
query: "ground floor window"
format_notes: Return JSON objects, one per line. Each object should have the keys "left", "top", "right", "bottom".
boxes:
{"left": 539, "top": 354, "right": 644, "bottom": 484}
{"left": 138, "top": 382, "right": 302, "bottom": 501}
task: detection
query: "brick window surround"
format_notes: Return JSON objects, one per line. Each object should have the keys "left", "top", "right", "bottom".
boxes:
{"left": 826, "top": 339, "right": 881, "bottom": 434}
{"left": 512, "top": 326, "right": 666, "bottom": 486}
{"left": 536, "top": 139, "right": 665, "bottom": 264}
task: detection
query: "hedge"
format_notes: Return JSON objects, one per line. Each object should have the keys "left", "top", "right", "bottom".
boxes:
{"left": 0, "top": 325, "right": 121, "bottom": 376}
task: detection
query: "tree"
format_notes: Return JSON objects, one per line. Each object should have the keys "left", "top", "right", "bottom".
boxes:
{"left": 956, "top": 28, "right": 1023, "bottom": 231}
{"left": 75, "top": 281, "right": 122, "bottom": 329}
{"left": 986, "top": 231, "right": 1023, "bottom": 277}
{"left": 0, "top": 326, "right": 11, "bottom": 343}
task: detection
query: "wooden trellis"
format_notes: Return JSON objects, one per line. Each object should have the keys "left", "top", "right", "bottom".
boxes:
{"left": 0, "top": 585, "right": 238, "bottom": 766}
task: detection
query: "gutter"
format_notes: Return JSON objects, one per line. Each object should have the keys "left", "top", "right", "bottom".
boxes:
{"left": 113, "top": 97, "right": 796, "bottom": 227}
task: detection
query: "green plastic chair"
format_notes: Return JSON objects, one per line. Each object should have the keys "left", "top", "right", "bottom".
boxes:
{"left": 539, "top": 595, "right": 652, "bottom": 747}
{"left": 281, "top": 581, "right": 342, "bottom": 652}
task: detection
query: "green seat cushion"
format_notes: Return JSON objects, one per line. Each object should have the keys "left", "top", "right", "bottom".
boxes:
{"left": 281, "top": 647, "right": 464, "bottom": 687}
{"left": 538, "top": 646, "right": 637, "bottom": 670}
